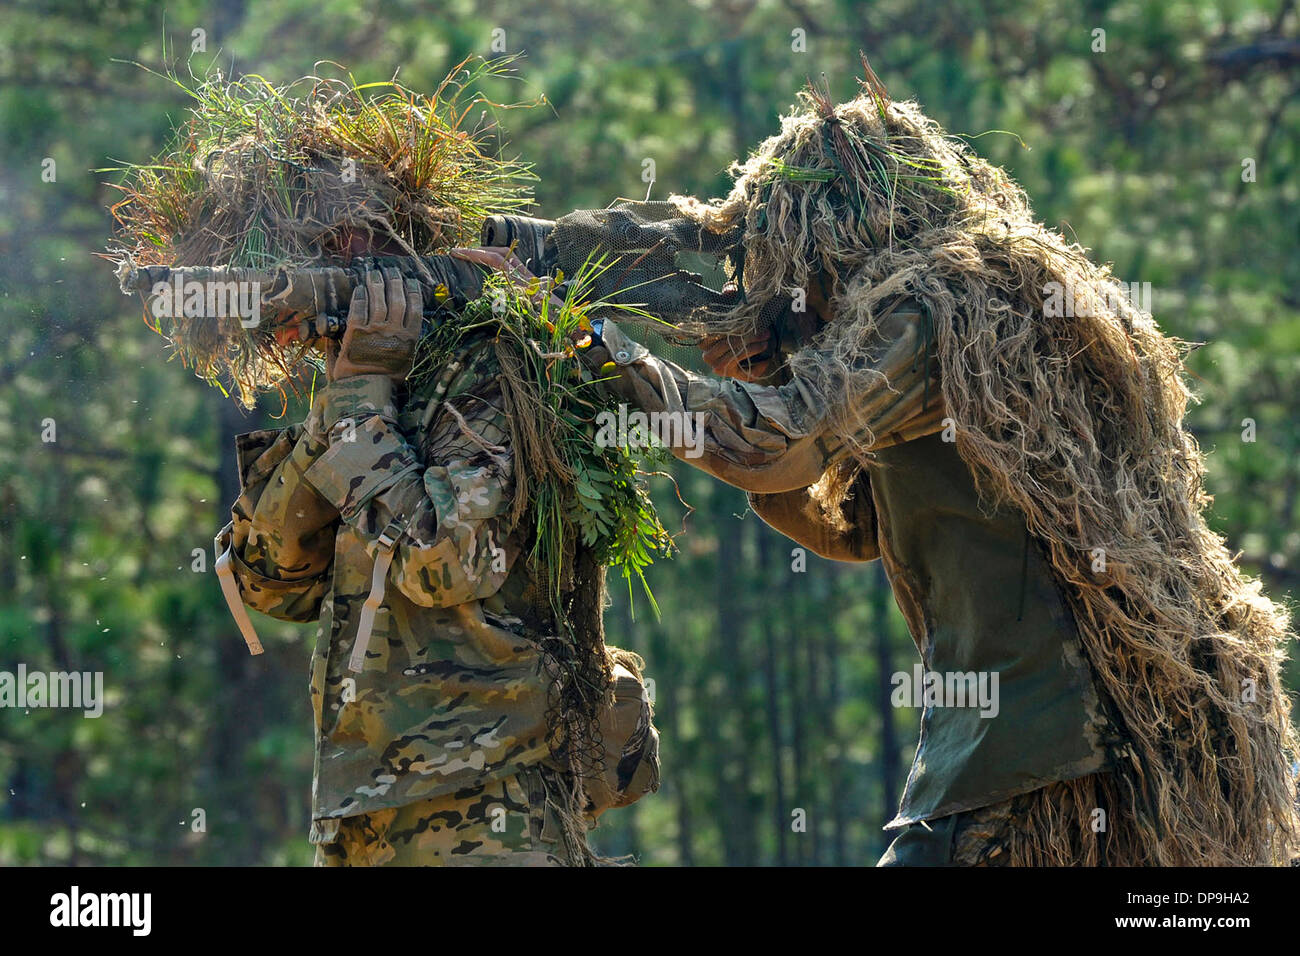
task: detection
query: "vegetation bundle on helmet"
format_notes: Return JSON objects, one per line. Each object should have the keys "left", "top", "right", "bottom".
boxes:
{"left": 104, "top": 56, "right": 535, "bottom": 409}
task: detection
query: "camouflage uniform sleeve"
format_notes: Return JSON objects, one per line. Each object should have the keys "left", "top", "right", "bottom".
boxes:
{"left": 217, "top": 416, "right": 338, "bottom": 623}
{"left": 581, "top": 309, "right": 945, "bottom": 494}
{"left": 300, "top": 373, "right": 516, "bottom": 608}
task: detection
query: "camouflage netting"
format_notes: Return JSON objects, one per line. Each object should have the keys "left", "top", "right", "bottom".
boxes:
{"left": 668, "top": 71, "right": 1299, "bottom": 864}
{"left": 106, "top": 58, "right": 534, "bottom": 409}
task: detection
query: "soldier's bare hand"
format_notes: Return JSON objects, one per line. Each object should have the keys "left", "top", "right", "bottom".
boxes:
{"left": 449, "top": 246, "right": 565, "bottom": 311}
{"left": 700, "top": 330, "right": 774, "bottom": 382}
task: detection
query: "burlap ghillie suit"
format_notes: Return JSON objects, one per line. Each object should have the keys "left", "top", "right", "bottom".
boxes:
{"left": 566, "top": 79, "right": 1300, "bottom": 866}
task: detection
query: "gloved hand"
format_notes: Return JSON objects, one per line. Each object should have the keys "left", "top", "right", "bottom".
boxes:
{"left": 325, "top": 266, "right": 423, "bottom": 383}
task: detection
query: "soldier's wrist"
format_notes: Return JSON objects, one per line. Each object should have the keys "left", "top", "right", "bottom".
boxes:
{"left": 318, "top": 374, "right": 398, "bottom": 435}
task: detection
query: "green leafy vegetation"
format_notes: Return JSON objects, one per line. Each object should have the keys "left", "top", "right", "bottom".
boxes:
{"left": 409, "top": 261, "right": 675, "bottom": 617}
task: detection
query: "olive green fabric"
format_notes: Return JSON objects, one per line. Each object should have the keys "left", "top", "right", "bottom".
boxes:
{"left": 877, "top": 792, "right": 1022, "bottom": 866}
{"left": 867, "top": 433, "right": 1109, "bottom": 827}
{"left": 876, "top": 813, "right": 961, "bottom": 866}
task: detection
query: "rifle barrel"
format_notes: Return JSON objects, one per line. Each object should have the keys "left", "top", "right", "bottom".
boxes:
{"left": 117, "top": 256, "right": 486, "bottom": 326}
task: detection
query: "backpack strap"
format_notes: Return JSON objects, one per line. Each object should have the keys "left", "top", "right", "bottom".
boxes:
{"left": 347, "top": 515, "right": 409, "bottom": 673}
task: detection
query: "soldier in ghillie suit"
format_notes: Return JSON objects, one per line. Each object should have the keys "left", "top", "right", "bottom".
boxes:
{"left": 217, "top": 263, "right": 657, "bottom": 865}
{"left": 111, "top": 66, "right": 658, "bottom": 865}
{"left": 563, "top": 72, "right": 1300, "bottom": 865}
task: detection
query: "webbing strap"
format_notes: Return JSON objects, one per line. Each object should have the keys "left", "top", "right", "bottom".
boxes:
{"left": 348, "top": 518, "right": 406, "bottom": 673}
{"left": 214, "top": 536, "right": 264, "bottom": 656}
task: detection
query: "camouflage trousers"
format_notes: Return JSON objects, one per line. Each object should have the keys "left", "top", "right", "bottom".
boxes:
{"left": 314, "top": 765, "right": 579, "bottom": 867}
{"left": 877, "top": 793, "right": 1023, "bottom": 867}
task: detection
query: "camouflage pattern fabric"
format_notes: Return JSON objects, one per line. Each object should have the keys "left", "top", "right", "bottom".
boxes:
{"left": 215, "top": 340, "right": 589, "bottom": 860}
{"left": 580, "top": 310, "right": 947, "bottom": 495}
{"left": 581, "top": 652, "right": 660, "bottom": 818}
{"left": 314, "top": 764, "right": 569, "bottom": 867}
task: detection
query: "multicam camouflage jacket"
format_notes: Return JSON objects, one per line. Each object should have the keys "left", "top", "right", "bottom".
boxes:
{"left": 215, "top": 343, "right": 568, "bottom": 845}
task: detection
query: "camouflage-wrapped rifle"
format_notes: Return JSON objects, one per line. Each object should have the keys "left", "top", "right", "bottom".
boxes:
{"left": 117, "top": 211, "right": 785, "bottom": 362}
{"left": 117, "top": 253, "right": 494, "bottom": 339}
{"left": 480, "top": 210, "right": 753, "bottom": 323}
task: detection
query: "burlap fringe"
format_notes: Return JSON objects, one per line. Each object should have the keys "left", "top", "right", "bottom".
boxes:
{"left": 671, "top": 83, "right": 1300, "bottom": 865}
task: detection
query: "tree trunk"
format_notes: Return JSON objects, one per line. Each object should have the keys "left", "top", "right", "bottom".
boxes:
{"left": 713, "top": 485, "right": 755, "bottom": 864}
{"left": 209, "top": 396, "right": 261, "bottom": 863}
{"left": 757, "top": 525, "right": 789, "bottom": 865}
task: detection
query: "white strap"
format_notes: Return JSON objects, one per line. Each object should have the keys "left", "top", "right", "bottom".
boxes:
{"left": 214, "top": 537, "right": 264, "bottom": 656}
{"left": 348, "top": 519, "right": 404, "bottom": 673}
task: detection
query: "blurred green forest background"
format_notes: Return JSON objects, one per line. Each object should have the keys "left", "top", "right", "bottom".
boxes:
{"left": 1, "top": 0, "right": 1297, "bottom": 866}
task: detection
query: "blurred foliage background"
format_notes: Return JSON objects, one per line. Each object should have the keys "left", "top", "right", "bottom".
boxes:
{"left": 1, "top": 0, "right": 1297, "bottom": 866}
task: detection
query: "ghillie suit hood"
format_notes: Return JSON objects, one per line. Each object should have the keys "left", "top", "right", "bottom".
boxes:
{"left": 106, "top": 59, "right": 534, "bottom": 409}
{"left": 670, "top": 72, "right": 1299, "bottom": 865}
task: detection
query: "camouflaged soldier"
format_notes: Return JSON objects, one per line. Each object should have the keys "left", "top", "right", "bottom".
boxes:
{"left": 214, "top": 261, "right": 658, "bottom": 866}
{"left": 563, "top": 220, "right": 1125, "bottom": 866}
{"left": 559, "top": 85, "right": 1300, "bottom": 867}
